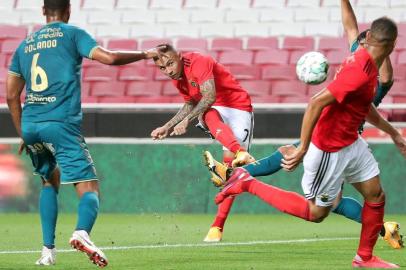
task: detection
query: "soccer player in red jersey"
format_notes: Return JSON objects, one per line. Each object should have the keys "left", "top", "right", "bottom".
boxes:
{"left": 150, "top": 44, "right": 255, "bottom": 242}
{"left": 213, "top": 17, "right": 406, "bottom": 268}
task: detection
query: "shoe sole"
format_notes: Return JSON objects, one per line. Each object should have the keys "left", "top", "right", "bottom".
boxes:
{"left": 203, "top": 151, "right": 225, "bottom": 187}
{"left": 70, "top": 239, "right": 108, "bottom": 268}
{"left": 203, "top": 238, "right": 222, "bottom": 243}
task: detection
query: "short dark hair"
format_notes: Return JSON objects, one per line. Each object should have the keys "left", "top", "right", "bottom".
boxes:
{"left": 44, "top": 0, "right": 70, "bottom": 11}
{"left": 357, "top": 29, "right": 369, "bottom": 43}
{"left": 370, "top": 17, "right": 398, "bottom": 43}
{"left": 155, "top": 43, "right": 176, "bottom": 53}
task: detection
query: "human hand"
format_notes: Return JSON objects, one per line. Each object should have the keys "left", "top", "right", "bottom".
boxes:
{"left": 281, "top": 145, "right": 306, "bottom": 172}
{"left": 392, "top": 133, "right": 406, "bottom": 159}
{"left": 151, "top": 126, "right": 169, "bottom": 140}
{"left": 170, "top": 119, "right": 189, "bottom": 136}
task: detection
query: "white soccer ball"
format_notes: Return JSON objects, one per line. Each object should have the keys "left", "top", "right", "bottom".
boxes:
{"left": 296, "top": 51, "right": 329, "bottom": 85}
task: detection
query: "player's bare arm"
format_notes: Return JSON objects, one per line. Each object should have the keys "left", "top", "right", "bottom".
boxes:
{"left": 341, "top": 0, "right": 359, "bottom": 46}
{"left": 6, "top": 74, "right": 26, "bottom": 154}
{"left": 366, "top": 105, "right": 406, "bottom": 158}
{"left": 151, "top": 101, "right": 195, "bottom": 140}
{"left": 281, "top": 89, "right": 336, "bottom": 171}
{"left": 170, "top": 79, "right": 216, "bottom": 136}
{"left": 91, "top": 46, "right": 161, "bottom": 66}
{"left": 379, "top": 57, "right": 394, "bottom": 85}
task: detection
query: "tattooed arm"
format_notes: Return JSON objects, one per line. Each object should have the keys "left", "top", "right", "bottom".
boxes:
{"left": 170, "top": 79, "right": 216, "bottom": 136}
{"left": 151, "top": 101, "right": 195, "bottom": 140}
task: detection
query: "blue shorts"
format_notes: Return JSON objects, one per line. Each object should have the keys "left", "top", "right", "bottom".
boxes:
{"left": 21, "top": 121, "right": 98, "bottom": 184}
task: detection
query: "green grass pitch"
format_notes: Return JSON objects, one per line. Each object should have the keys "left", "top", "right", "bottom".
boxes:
{"left": 0, "top": 214, "right": 404, "bottom": 269}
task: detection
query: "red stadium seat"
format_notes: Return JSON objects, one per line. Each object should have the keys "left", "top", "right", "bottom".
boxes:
{"left": 0, "top": 68, "right": 7, "bottom": 83}
{"left": 91, "top": 81, "right": 126, "bottom": 96}
{"left": 393, "top": 65, "right": 406, "bottom": 81}
{"left": 107, "top": 39, "right": 138, "bottom": 50}
{"left": 219, "top": 50, "right": 253, "bottom": 66}
{"left": 279, "top": 96, "right": 309, "bottom": 103}
{"left": 262, "top": 65, "right": 296, "bottom": 81}
{"left": 118, "top": 66, "right": 154, "bottom": 81}
{"left": 81, "top": 82, "right": 91, "bottom": 97}
{"left": 289, "top": 50, "right": 309, "bottom": 65}
{"left": 134, "top": 96, "right": 174, "bottom": 103}
{"left": 1, "top": 39, "right": 21, "bottom": 54}
{"left": 318, "top": 37, "right": 348, "bottom": 52}
{"left": 82, "top": 58, "right": 105, "bottom": 68}
{"left": 397, "top": 51, "right": 406, "bottom": 65}
{"left": 394, "top": 36, "right": 406, "bottom": 52}
{"left": 307, "top": 81, "right": 330, "bottom": 97}
{"left": 250, "top": 95, "right": 280, "bottom": 103}
{"left": 176, "top": 38, "right": 208, "bottom": 52}
{"left": 98, "top": 96, "right": 136, "bottom": 103}
{"left": 388, "top": 82, "right": 406, "bottom": 97}
{"left": 227, "top": 65, "right": 261, "bottom": 80}
{"left": 0, "top": 54, "right": 8, "bottom": 67}
{"left": 211, "top": 38, "right": 243, "bottom": 51}
{"left": 162, "top": 82, "right": 179, "bottom": 96}
{"left": 254, "top": 49, "right": 289, "bottom": 65}
{"left": 84, "top": 67, "right": 119, "bottom": 81}
{"left": 139, "top": 39, "right": 172, "bottom": 51}
{"left": 81, "top": 96, "right": 99, "bottom": 103}
{"left": 154, "top": 69, "right": 171, "bottom": 81}
{"left": 239, "top": 80, "right": 271, "bottom": 97}
{"left": 247, "top": 37, "right": 278, "bottom": 51}
{"left": 0, "top": 26, "right": 27, "bottom": 40}
{"left": 271, "top": 80, "right": 307, "bottom": 97}
{"left": 326, "top": 50, "right": 349, "bottom": 65}
{"left": 127, "top": 81, "right": 163, "bottom": 96}
{"left": 282, "top": 37, "right": 314, "bottom": 51}
{"left": 0, "top": 82, "right": 5, "bottom": 97}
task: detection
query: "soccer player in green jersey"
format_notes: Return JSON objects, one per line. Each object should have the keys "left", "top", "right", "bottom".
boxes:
{"left": 6, "top": 0, "right": 159, "bottom": 267}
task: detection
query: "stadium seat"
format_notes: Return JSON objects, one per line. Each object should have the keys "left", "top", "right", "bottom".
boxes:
{"left": 391, "top": 0, "right": 406, "bottom": 7}
{"left": 84, "top": 67, "right": 119, "bottom": 81}
{"left": 0, "top": 26, "right": 27, "bottom": 40}
{"left": 81, "top": 96, "right": 99, "bottom": 103}
{"left": 118, "top": 66, "right": 154, "bottom": 81}
{"left": 262, "top": 65, "right": 296, "bottom": 81}
{"left": 154, "top": 69, "right": 171, "bottom": 81}
{"left": 393, "top": 65, "right": 406, "bottom": 81}
{"left": 271, "top": 80, "right": 307, "bottom": 97}
{"left": 357, "top": 0, "right": 389, "bottom": 7}
{"left": 88, "top": 11, "right": 121, "bottom": 25}
{"left": 394, "top": 37, "right": 406, "bottom": 52}
{"left": 0, "top": 68, "right": 8, "bottom": 83}
{"left": 200, "top": 24, "right": 234, "bottom": 38}
{"left": 139, "top": 39, "right": 172, "bottom": 51}
{"left": 398, "top": 23, "right": 406, "bottom": 37}
{"left": 122, "top": 11, "right": 156, "bottom": 24}
{"left": 165, "top": 25, "right": 200, "bottom": 38}
{"left": 305, "top": 22, "right": 341, "bottom": 37}
{"left": 116, "top": 0, "right": 150, "bottom": 9}
{"left": 239, "top": 80, "right": 271, "bottom": 97}
{"left": 307, "top": 81, "right": 330, "bottom": 97}
{"left": 211, "top": 38, "right": 243, "bottom": 51}
{"left": 247, "top": 37, "right": 278, "bottom": 51}
{"left": 326, "top": 50, "right": 349, "bottom": 65}
{"left": 127, "top": 81, "right": 163, "bottom": 97}
{"left": 282, "top": 37, "right": 315, "bottom": 51}
{"left": 318, "top": 37, "right": 348, "bottom": 52}
{"left": 254, "top": 49, "right": 289, "bottom": 65}
{"left": 234, "top": 24, "right": 269, "bottom": 37}
{"left": 176, "top": 38, "right": 208, "bottom": 52}
{"left": 219, "top": 50, "right": 253, "bottom": 66}
{"left": 260, "top": 9, "right": 294, "bottom": 22}
{"left": 287, "top": 0, "right": 320, "bottom": 7}
{"left": 252, "top": 0, "right": 285, "bottom": 8}
{"left": 184, "top": 0, "right": 218, "bottom": 9}
{"left": 150, "top": 0, "right": 183, "bottom": 9}
{"left": 156, "top": 10, "right": 190, "bottom": 24}
{"left": 82, "top": 0, "right": 116, "bottom": 10}
{"left": 388, "top": 82, "right": 406, "bottom": 97}
{"left": 130, "top": 25, "right": 166, "bottom": 38}
{"left": 0, "top": 54, "right": 8, "bottom": 67}
{"left": 91, "top": 81, "right": 127, "bottom": 96}
{"left": 96, "top": 25, "right": 130, "bottom": 38}
{"left": 20, "top": 11, "right": 43, "bottom": 25}
{"left": 225, "top": 10, "right": 259, "bottom": 23}
{"left": 295, "top": 8, "right": 329, "bottom": 22}
{"left": 0, "top": 0, "right": 15, "bottom": 10}
{"left": 0, "top": 82, "right": 5, "bottom": 97}
{"left": 98, "top": 96, "right": 136, "bottom": 103}
{"left": 15, "top": 0, "right": 42, "bottom": 10}
{"left": 279, "top": 96, "right": 309, "bottom": 103}
{"left": 289, "top": 50, "right": 309, "bottom": 65}
{"left": 227, "top": 65, "right": 261, "bottom": 80}
{"left": 218, "top": 0, "right": 251, "bottom": 9}
{"left": 162, "top": 82, "right": 179, "bottom": 96}
{"left": 107, "top": 39, "right": 138, "bottom": 50}
{"left": 0, "top": 39, "right": 21, "bottom": 54}
{"left": 250, "top": 95, "right": 280, "bottom": 103}
{"left": 81, "top": 82, "right": 91, "bottom": 97}
{"left": 0, "top": 12, "right": 21, "bottom": 25}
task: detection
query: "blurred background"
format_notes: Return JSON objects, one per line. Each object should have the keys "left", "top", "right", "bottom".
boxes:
{"left": 0, "top": 0, "right": 405, "bottom": 214}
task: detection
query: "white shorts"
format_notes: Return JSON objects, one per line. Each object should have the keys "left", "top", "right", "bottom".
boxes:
{"left": 211, "top": 106, "right": 254, "bottom": 151}
{"left": 301, "top": 137, "right": 380, "bottom": 207}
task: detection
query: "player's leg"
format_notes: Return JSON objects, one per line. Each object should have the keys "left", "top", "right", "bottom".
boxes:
{"left": 42, "top": 122, "right": 107, "bottom": 267}
{"left": 22, "top": 122, "right": 59, "bottom": 266}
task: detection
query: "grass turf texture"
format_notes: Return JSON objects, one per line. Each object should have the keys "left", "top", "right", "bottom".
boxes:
{"left": 0, "top": 214, "right": 404, "bottom": 269}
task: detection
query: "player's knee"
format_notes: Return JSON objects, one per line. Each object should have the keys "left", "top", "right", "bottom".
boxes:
{"left": 308, "top": 205, "right": 330, "bottom": 223}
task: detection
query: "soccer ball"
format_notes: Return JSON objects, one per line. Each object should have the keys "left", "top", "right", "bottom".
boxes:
{"left": 296, "top": 51, "right": 329, "bottom": 85}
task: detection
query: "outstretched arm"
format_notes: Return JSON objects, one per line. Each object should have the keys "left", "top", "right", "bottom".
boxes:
{"left": 91, "top": 47, "right": 160, "bottom": 66}
{"left": 341, "top": 0, "right": 359, "bottom": 46}
{"left": 281, "top": 89, "right": 336, "bottom": 171}
{"left": 366, "top": 105, "right": 406, "bottom": 158}
{"left": 151, "top": 101, "right": 195, "bottom": 140}
{"left": 170, "top": 79, "right": 216, "bottom": 136}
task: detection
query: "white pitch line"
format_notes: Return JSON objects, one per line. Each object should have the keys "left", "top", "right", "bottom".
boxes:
{"left": 0, "top": 237, "right": 357, "bottom": 255}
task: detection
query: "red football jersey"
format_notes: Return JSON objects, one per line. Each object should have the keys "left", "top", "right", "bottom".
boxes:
{"left": 172, "top": 52, "right": 252, "bottom": 112}
{"left": 312, "top": 48, "right": 378, "bottom": 152}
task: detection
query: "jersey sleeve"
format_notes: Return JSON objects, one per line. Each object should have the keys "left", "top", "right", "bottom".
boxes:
{"left": 191, "top": 55, "right": 215, "bottom": 85}
{"left": 350, "top": 40, "right": 359, "bottom": 53}
{"left": 73, "top": 28, "right": 98, "bottom": 59}
{"left": 327, "top": 63, "right": 368, "bottom": 103}
{"left": 8, "top": 49, "right": 22, "bottom": 77}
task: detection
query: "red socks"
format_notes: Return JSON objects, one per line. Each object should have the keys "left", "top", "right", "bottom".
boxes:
{"left": 246, "top": 179, "right": 313, "bottom": 221}
{"left": 203, "top": 109, "right": 242, "bottom": 154}
{"left": 357, "top": 201, "right": 385, "bottom": 261}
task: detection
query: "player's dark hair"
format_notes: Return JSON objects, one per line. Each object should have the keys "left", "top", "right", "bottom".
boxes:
{"left": 370, "top": 17, "right": 398, "bottom": 43}
{"left": 155, "top": 43, "right": 176, "bottom": 54}
{"left": 44, "top": 0, "right": 70, "bottom": 11}
{"left": 357, "top": 30, "right": 369, "bottom": 43}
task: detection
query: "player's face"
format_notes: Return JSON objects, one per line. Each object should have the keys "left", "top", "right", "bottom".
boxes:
{"left": 154, "top": 51, "right": 183, "bottom": 80}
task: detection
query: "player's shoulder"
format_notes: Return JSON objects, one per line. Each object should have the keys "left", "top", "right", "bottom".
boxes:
{"left": 352, "top": 48, "right": 376, "bottom": 75}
